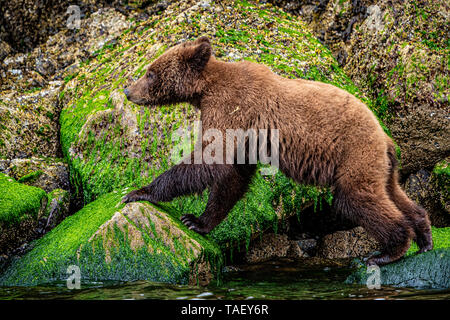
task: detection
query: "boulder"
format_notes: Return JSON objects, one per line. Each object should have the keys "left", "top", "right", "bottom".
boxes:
{"left": 268, "top": 0, "right": 375, "bottom": 65}
{"left": 0, "top": 190, "right": 222, "bottom": 286}
{"left": 432, "top": 159, "right": 450, "bottom": 216}
{"left": 317, "top": 227, "right": 381, "bottom": 259}
{"left": 0, "top": 173, "right": 70, "bottom": 256}
{"left": 244, "top": 233, "right": 308, "bottom": 264}
{"left": 0, "top": 0, "right": 160, "bottom": 54}
{"left": 0, "top": 82, "right": 64, "bottom": 159}
{"left": 0, "top": 158, "right": 69, "bottom": 193}
{"left": 405, "top": 161, "right": 450, "bottom": 227}
{"left": 0, "top": 7, "right": 132, "bottom": 94}
{"left": 270, "top": 0, "right": 449, "bottom": 176}
{"left": 346, "top": 227, "right": 450, "bottom": 289}
{"left": 41, "top": 189, "right": 71, "bottom": 233}
{"left": 0, "top": 173, "right": 47, "bottom": 255}
{"left": 343, "top": 0, "right": 449, "bottom": 175}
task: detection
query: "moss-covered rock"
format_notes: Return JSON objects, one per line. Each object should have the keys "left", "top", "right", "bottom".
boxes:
{"left": 0, "top": 157, "right": 69, "bottom": 193}
{"left": 59, "top": 0, "right": 393, "bottom": 253}
{"left": 404, "top": 158, "right": 450, "bottom": 227}
{"left": 0, "top": 173, "right": 47, "bottom": 254}
{"left": 42, "top": 188, "right": 70, "bottom": 233}
{"left": 267, "top": 0, "right": 375, "bottom": 65}
{"left": 0, "top": 82, "right": 63, "bottom": 159}
{"left": 346, "top": 227, "right": 450, "bottom": 289}
{"left": 343, "top": 0, "right": 449, "bottom": 175}
{"left": 433, "top": 159, "right": 449, "bottom": 215}
{"left": 0, "top": 173, "right": 72, "bottom": 256}
{"left": 0, "top": 189, "right": 222, "bottom": 286}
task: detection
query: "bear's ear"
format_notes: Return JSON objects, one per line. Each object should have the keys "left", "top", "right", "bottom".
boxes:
{"left": 193, "top": 36, "right": 210, "bottom": 45}
{"left": 182, "top": 40, "right": 212, "bottom": 71}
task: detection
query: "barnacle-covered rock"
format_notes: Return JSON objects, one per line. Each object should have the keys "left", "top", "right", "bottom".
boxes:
{"left": 0, "top": 81, "right": 63, "bottom": 159}
{"left": 271, "top": 0, "right": 449, "bottom": 176}
{"left": 0, "top": 158, "right": 69, "bottom": 193}
{"left": 405, "top": 160, "right": 450, "bottom": 227}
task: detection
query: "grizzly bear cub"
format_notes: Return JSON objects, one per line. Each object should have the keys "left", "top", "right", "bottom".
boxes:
{"left": 122, "top": 36, "right": 433, "bottom": 265}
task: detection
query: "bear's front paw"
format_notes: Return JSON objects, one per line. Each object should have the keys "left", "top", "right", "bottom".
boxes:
{"left": 122, "top": 188, "right": 154, "bottom": 204}
{"left": 181, "top": 214, "right": 208, "bottom": 235}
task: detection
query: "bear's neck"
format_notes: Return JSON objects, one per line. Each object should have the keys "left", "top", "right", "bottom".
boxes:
{"left": 194, "top": 57, "right": 241, "bottom": 108}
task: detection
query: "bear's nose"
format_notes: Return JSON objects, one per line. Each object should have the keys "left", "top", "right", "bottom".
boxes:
{"left": 124, "top": 88, "right": 130, "bottom": 98}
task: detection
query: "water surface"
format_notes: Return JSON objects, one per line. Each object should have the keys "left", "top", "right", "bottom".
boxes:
{"left": 0, "top": 259, "right": 448, "bottom": 300}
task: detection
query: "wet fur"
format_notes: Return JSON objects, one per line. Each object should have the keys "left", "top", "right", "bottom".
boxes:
{"left": 122, "top": 37, "right": 433, "bottom": 265}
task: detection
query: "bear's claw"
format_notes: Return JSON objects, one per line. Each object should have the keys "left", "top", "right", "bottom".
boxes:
{"left": 121, "top": 189, "right": 155, "bottom": 204}
{"left": 181, "top": 214, "right": 207, "bottom": 235}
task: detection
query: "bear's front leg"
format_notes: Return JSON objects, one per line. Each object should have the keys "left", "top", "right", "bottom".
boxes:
{"left": 181, "top": 164, "right": 256, "bottom": 234}
{"left": 121, "top": 184, "right": 158, "bottom": 204}
{"left": 122, "top": 155, "right": 218, "bottom": 204}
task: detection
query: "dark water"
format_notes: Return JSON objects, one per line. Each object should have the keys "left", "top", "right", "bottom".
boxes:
{"left": 0, "top": 259, "right": 449, "bottom": 300}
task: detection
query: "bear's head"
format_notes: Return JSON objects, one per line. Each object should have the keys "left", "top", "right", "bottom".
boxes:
{"left": 124, "top": 36, "right": 212, "bottom": 106}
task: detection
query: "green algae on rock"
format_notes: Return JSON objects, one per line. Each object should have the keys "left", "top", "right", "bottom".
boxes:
{"left": 433, "top": 159, "right": 449, "bottom": 215}
{"left": 404, "top": 159, "right": 450, "bottom": 227}
{"left": 42, "top": 188, "right": 71, "bottom": 233}
{"left": 0, "top": 189, "right": 222, "bottom": 286}
{"left": 346, "top": 227, "right": 450, "bottom": 289}
{"left": 0, "top": 173, "right": 47, "bottom": 254}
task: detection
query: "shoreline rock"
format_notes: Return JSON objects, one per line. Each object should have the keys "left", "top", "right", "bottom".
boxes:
{"left": 0, "top": 191, "right": 222, "bottom": 286}
{"left": 346, "top": 227, "right": 450, "bottom": 289}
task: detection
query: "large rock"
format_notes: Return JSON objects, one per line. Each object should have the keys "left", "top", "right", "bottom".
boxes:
{"left": 0, "top": 7, "right": 132, "bottom": 93}
{"left": 0, "top": 81, "right": 63, "bottom": 159}
{"left": 268, "top": 0, "right": 375, "bottom": 65}
{"left": 0, "top": 190, "right": 222, "bottom": 286}
{"left": 244, "top": 233, "right": 308, "bottom": 264}
{"left": 0, "top": 158, "right": 69, "bottom": 193}
{"left": 317, "top": 227, "right": 381, "bottom": 259}
{"left": 346, "top": 227, "right": 450, "bottom": 289}
{"left": 432, "top": 160, "right": 450, "bottom": 215}
{"left": 343, "top": 0, "right": 449, "bottom": 175}
{"left": 0, "top": 0, "right": 161, "bottom": 54}
{"left": 0, "top": 173, "right": 47, "bottom": 255}
{"left": 0, "top": 173, "right": 70, "bottom": 256}
{"left": 405, "top": 160, "right": 450, "bottom": 227}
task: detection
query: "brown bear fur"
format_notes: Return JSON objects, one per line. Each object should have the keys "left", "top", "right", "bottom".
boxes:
{"left": 122, "top": 36, "right": 433, "bottom": 265}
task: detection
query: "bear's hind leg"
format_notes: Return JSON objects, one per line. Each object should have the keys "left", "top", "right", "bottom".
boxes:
{"left": 334, "top": 186, "right": 414, "bottom": 266}
{"left": 385, "top": 145, "right": 433, "bottom": 253}
{"left": 386, "top": 174, "right": 433, "bottom": 253}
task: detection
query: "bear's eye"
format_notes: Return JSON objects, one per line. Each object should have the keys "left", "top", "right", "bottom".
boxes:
{"left": 146, "top": 71, "right": 156, "bottom": 81}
